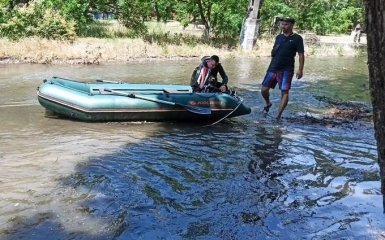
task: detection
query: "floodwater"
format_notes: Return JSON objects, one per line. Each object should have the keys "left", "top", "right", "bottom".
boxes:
{"left": 0, "top": 56, "right": 383, "bottom": 240}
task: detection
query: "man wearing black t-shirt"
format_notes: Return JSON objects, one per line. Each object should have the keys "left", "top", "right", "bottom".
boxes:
{"left": 191, "top": 55, "right": 229, "bottom": 93}
{"left": 261, "top": 17, "right": 305, "bottom": 119}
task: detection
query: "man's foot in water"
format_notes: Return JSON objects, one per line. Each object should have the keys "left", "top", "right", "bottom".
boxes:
{"left": 263, "top": 103, "right": 272, "bottom": 113}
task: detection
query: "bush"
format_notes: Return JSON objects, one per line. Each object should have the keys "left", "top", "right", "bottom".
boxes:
{"left": 37, "top": 9, "right": 76, "bottom": 41}
{"left": 0, "top": 0, "right": 76, "bottom": 41}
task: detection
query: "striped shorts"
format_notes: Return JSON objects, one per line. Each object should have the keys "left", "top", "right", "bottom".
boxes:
{"left": 261, "top": 70, "right": 294, "bottom": 91}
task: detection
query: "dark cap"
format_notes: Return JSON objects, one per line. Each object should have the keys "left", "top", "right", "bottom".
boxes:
{"left": 280, "top": 17, "right": 295, "bottom": 24}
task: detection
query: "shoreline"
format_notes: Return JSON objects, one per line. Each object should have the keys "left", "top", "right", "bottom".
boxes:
{"left": 0, "top": 35, "right": 367, "bottom": 65}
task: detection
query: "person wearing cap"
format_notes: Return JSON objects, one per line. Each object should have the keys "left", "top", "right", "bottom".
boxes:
{"left": 261, "top": 16, "right": 305, "bottom": 119}
{"left": 190, "top": 55, "right": 229, "bottom": 93}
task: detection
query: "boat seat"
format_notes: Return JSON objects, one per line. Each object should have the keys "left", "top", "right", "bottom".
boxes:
{"left": 163, "top": 89, "right": 191, "bottom": 94}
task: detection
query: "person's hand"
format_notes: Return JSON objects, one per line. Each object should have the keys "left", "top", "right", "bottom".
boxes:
{"left": 219, "top": 85, "right": 227, "bottom": 92}
{"left": 296, "top": 70, "right": 303, "bottom": 79}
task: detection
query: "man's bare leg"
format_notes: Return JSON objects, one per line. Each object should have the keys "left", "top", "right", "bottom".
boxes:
{"left": 261, "top": 86, "right": 272, "bottom": 112}
{"left": 276, "top": 90, "right": 289, "bottom": 119}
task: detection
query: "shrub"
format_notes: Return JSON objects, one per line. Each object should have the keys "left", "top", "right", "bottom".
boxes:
{"left": 0, "top": 0, "right": 76, "bottom": 41}
{"left": 37, "top": 9, "right": 76, "bottom": 41}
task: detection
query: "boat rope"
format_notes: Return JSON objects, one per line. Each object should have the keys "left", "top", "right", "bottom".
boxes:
{"left": 204, "top": 99, "right": 244, "bottom": 126}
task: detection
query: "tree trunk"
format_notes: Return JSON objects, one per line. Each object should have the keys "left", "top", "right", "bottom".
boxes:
{"left": 154, "top": 1, "right": 161, "bottom": 22}
{"left": 240, "top": 0, "right": 262, "bottom": 50}
{"left": 364, "top": 0, "right": 385, "bottom": 211}
{"left": 196, "top": 0, "right": 210, "bottom": 42}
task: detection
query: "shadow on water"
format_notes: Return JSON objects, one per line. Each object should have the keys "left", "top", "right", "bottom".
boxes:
{"left": 1, "top": 95, "right": 382, "bottom": 240}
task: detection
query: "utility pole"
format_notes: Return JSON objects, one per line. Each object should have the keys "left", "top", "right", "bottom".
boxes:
{"left": 240, "top": 0, "right": 261, "bottom": 50}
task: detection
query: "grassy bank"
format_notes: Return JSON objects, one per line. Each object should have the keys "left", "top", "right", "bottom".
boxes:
{"left": 0, "top": 21, "right": 366, "bottom": 64}
{"left": 0, "top": 37, "right": 259, "bottom": 64}
{"left": 0, "top": 20, "right": 367, "bottom": 64}
{"left": 0, "top": 36, "right": 366, "bottom": 65}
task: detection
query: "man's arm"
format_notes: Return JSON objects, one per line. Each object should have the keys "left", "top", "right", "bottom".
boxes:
{"left": 217, "top": 64, "right": 229, "bottom": 85}
{"left": 296, "top": 52, "right": 304, "bottom": 79}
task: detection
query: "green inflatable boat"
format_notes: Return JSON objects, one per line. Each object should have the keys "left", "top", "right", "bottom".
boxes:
{"left": 37, "top": 76, "right": 251, "bottom": 122}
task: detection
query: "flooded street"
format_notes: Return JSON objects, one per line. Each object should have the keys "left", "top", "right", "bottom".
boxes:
{"left": 0, "top": 56, "right": 383, "bottom": 239}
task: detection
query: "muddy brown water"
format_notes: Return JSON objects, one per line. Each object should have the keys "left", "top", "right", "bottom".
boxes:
{"left": 0, "top": 56, "right": 383, "bottom": 239}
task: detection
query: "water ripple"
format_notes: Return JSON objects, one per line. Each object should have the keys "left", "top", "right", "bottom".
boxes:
{"left": 1, "top": 60, "right": 383, "bottom": 240}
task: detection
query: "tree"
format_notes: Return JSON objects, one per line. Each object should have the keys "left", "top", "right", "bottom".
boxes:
{"left": 174, "top": 0, "right": 248, "bottom": 40}
{"left": 364, "top": 0, "right": 385, "bottom": 210}
{"left": 115, "top": 0, "right": 152, "bottom": 34}
{"left": 258, "top": 0, "right": 364, "bottom": 35}
{"left": 210, "top": 0, "right": 247, "bottom": 38}
{"left": 152, "top": 0, "right": 176, "bottom": 22}
{"left": 173, "top": 0, "right": 214, "bottom": 40}
{"left": 42, "top": 0, "right": 94, "bottom": 34}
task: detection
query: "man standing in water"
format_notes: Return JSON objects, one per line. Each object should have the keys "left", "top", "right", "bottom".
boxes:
{"left": 261, "top": 17, "right": 305, "bottom": 119}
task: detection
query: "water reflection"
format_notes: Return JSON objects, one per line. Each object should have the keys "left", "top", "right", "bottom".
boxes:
{"left": 250, "top": 126, "right": 284, "bottom": 174}
{"left": 0, "top": 58, "right": 383, "bottom": 239}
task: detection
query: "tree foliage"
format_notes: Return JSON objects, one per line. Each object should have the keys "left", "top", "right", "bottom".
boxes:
{"left": 114, "top": 0, "right": 152, "bottom": 35}
{"left": 259, "top": 0, "right": 364, "bottom": 35}
{"left": 152, "top": 0, "right": 176, "bottom": 22}
{"left": 210, "top": 0, "right": 247, "bottom": 37}
{"left": 0, "top": 0, "right": 365, "bottom": 40}
{"left": 43, "top": 0, "right": 93, "bottom": 34}
{"left": 0, "top": 0, "right": 76, "bottom": 40}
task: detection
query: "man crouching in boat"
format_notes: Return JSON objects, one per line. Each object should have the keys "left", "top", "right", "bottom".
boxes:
{"left": 191, "top": 55, "right": 229, "bottom": 93}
